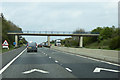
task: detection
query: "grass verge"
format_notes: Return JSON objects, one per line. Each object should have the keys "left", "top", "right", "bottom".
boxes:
{"left": 2, "top": 44, "right": 24, "bottom": 53}
{"left": 84, "top": 39, "right": 120, "bottom": 51}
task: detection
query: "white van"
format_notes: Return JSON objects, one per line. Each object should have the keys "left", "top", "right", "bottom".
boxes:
{"left": 55, "top": 39, "right": 61, "bottom": 46}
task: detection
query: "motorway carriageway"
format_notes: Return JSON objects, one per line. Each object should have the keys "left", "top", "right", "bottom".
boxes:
{"left": 0, "top": 47, "right": 119, "bottom": 79}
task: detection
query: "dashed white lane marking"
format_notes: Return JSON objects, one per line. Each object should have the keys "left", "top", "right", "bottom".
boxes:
{"left": 49, "top": 57, "right": 51, "bottom": 59}
{"left": 0, "top": 48, "right": 27, "bottom": 74}
{"left": 65, "top": 68, "right": 72, "bottom": 72}
{"left": 55, "top": 60, "right": 58, "bottom": 63}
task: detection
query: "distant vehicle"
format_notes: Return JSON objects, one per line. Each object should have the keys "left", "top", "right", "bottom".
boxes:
{"left": 43, "top": 42, "right": 50, "bottom": 48}
{"left": 27, "top": 42, "right": 37, "bottom": 52}
{"left": 43, "top": 42, "right": 48, "bottom": 47}
{"left": 38, "top": 43, "right": 42, "bottom": 48}
{"left": 55, "top": 39, "right": 61, "bottom": 46}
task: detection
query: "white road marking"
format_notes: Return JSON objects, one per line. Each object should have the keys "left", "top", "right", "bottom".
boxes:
{"left": 2, "top": 48, "right": 17, "bottom": 54}
{"left": 46, "top": 54, "right": 47, "bottom": 56}
{"left": 99, "top": 61, "right": 120, "bottom": 67}
{"left": 0, "top": 48, "right": 27, "bottom": 74}
{"left": 23, "top": 69, "right": 36, "bottom": 74}
{"left": 93, "top": 67, "right": 120, "bottom": 73}
{"left": 55, "top": 60, "right": 58, "bottom": 63}
{"left": 49, "top": 57, "right": 51, "bottom": 58}
{"left": 65, "top": 68, "right": 72, "bottom": 72}
{"left": 53, "top": 49, "right": 120, "bottom": 67}
{"left": 75, "top": 55, "right": 120, "bottom": 67}
{"left": 23, "top": 69, "right": 49, "bottom": 74}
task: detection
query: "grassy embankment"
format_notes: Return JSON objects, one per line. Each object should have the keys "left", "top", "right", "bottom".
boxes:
{"left": 2, "top": 45, "right": 14, "bottom": 53}
{"left": 60, "top": 26, "right": 120, "bottom": 50}
{"left": 85, "top": 39, "right": 120, "bottom": 50}
{"left": 2, "top": 44, "right": 25, "bottom": 53}
{"left": 1, "top": 13, "right": 27, "bottom": 53}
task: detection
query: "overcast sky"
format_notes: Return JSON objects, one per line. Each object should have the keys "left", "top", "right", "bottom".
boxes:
{"left": 1, "top": 1, "right": 118, "bottom": 43}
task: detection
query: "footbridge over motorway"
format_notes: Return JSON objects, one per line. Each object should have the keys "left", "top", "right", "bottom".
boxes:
{"left": 7, "top": 31, "right": 99, "bottom": 48}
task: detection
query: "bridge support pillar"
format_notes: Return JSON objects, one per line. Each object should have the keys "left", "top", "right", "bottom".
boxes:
{"left": 79, "top": 36, "right": 83, "bottom": 48}
{"left": 15, "top": 35, "right": 18, "bottom": 47}
{"left": 47, "top": 36, "right": 50, "bottom": 46}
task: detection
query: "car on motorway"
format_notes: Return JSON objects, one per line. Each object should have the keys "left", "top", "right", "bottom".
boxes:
{"left": 38, "top": 43, "right": 42, "bottom": 48}
{"left": 27, "top": 42, "right": 37, "bottom": 52}
{"left": 43, "top": 42, "right": 51, "bottom": 48}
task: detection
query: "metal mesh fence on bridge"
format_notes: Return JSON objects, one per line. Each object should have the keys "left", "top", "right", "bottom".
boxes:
{"left": 8, "top": 31, "right": 99, "bottom": 34}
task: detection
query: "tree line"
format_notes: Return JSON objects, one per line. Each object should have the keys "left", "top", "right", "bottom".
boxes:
{"left": 1, "top": 13, "right": 27, "bottom": 48}
{"left": 61, "top": 26, "right": 120, "bottom": 50}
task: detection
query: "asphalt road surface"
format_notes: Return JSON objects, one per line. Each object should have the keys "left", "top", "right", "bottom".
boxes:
{"left": 1, "top": 47, "right": 120, "bottom": 79}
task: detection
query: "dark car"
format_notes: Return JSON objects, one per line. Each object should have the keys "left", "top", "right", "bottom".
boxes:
{"left": 27, "top": 42, "right": 37, "bottom": 52}
{"left": 43, "top": 43, "right": 50, "bottom": 48}
{"left": 38, "top": 44, "right": 42, "bottom": 48}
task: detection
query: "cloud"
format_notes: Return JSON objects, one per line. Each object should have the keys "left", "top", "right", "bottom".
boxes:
{"left": 104, "top": 2, "right": 118, "bottom": 9}
{"left": 2, "top": 2, "right": 118, "bottom": 32}
{"left": 46, "top": 9, "right": 83, "bottom": 19}
{"left": 1, "top": 0, "right": 119, "bottom": 2}
{"left": 0, "top": 3, "right": 2, "bottom": 12}
{"left": 2, "top": 3, "right": 84, "bottom": 31}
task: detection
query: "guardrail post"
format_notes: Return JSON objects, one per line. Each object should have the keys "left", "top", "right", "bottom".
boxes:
{"left": 15, "top": 35, "right": 18, "bottom": 47}
{"left": 79, "top": 36, "right": 83, "bottom": 48}
{"left": 47, "top": 36, "right": 50, "bottom": 46}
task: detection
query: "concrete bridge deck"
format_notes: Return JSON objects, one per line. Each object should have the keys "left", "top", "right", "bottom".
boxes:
{"left": 7, "top": 31, "right": 99, "bottom": 37}
{"left": 7, "top": 33, "right": 99, "bottom": 37}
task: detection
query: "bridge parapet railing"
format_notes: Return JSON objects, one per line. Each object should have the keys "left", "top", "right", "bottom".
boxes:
{"left": 23, "top": 31, "right": 74, "bottom": 34}
{"left": 8, "top": 31, "right": 99, "bottom": 34}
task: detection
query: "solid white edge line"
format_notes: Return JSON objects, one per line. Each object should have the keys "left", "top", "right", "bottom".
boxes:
{"left": 76, "top": 55, "right": 120, "bottom": 67}
{"left": 52, "top": 49, "right": 120, "bottom": 67}
{"left": 65, "top": 68, "right": 72, "bottom": 72}
{"left": 64, "top": 52, "right": 120, "bottom": 67}
{"left": 0, "top": 48, "right": 27, "bottom": 74}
